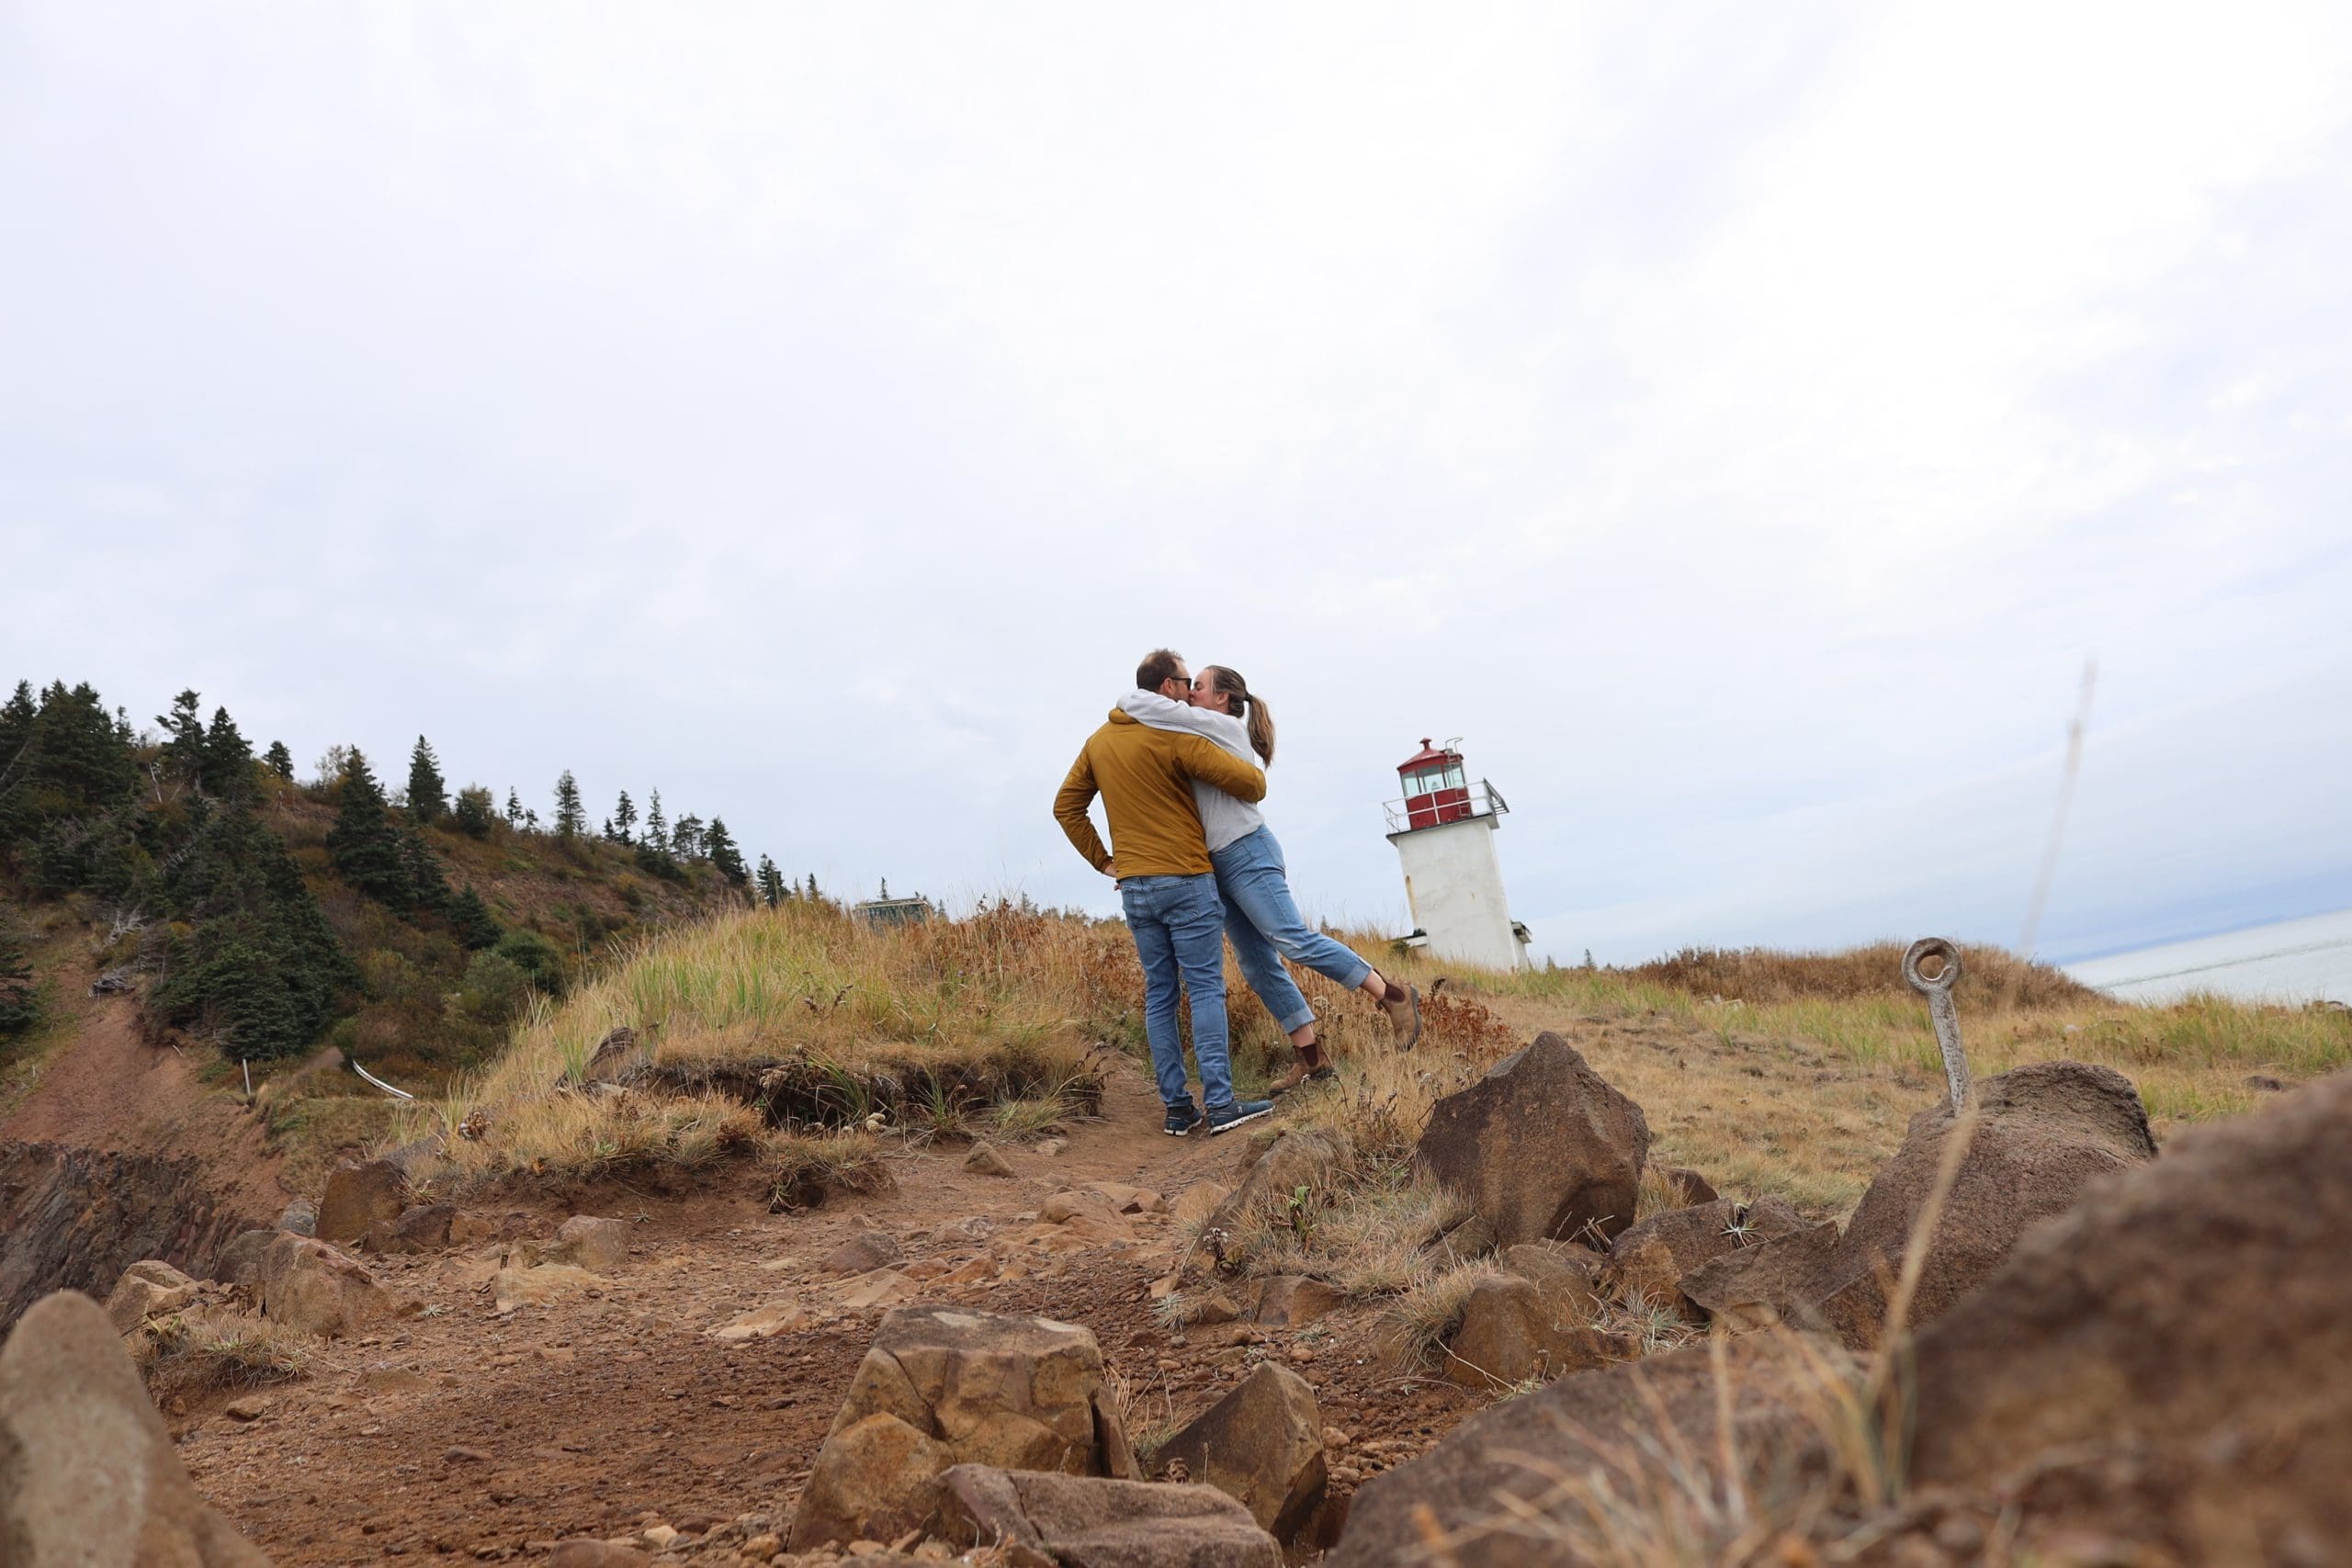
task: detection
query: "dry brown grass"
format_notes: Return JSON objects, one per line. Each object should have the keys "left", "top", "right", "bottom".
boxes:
{"left": 133, "top": 1305, "right": 311, "bottom": 1402}
{"left": 1622, "top": 941, "right": 2098, "bottom": 1009}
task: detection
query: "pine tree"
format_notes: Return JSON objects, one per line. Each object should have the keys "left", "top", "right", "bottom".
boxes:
{"left": 0, "top": 915, "right": 39, "bottom": 1039}
{"left": 704, "top": 818, "right": 748, "bottom": 886}
{"left": 449, "top": 885, "right": 502, "bottom": 949}
{"left": 452, "top": 784, "right": 496, "bottom": 838}
{"left": 0, "top": 681, "right": 36, "bottom": 775}
{"left": 401, "top": 828, "right": 452, "bottom": 911}
{"left": 324, "top": 750, "right": 411, "bottom": 907}
{"left": 671, "top": 813, "right": 704, "bottom": 860}
{"left": 156, "top": 690, "right": 206, "bottom": 786}
{"left": 643, "top": 789, "right": 668, "bottom": 847}
{"left": 612, "top": 790, "right": 637, "bottom": 845}
{"left": 407, "top": 737, "right": 447, "bottom": 824}
{"left": 504, "top": 787, "right": 526, "bottom": 829}
{"left": 263, "top": 739, "right": 295, "bottom": 780}
{"left": 755, "top": 854, "right": 786, "bottom": 908}
{"left": 199, "top": 707, "right": 253, "bottom": 796}
{"left": 552, "top": 771, "right": 586, "bottom": 840}
{"left": 634, "top": 789, "right": 679, "bottom": 879}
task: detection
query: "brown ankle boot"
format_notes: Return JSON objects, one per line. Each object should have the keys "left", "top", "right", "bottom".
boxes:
{"left": 1269, "top": 1043, "right": 1335, "bottom": 1098}
{"left": 1381, "top": 981, "right": 1422, "bottom": 1050}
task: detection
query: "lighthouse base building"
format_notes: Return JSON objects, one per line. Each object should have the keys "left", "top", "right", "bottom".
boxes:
{"left": 1385, "top": 739, "right": 1532, "bottom": 973}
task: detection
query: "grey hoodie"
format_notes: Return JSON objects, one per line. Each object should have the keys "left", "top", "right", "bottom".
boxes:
{"left": 1116, "top": 691, "right": 1264, "bottom": 855}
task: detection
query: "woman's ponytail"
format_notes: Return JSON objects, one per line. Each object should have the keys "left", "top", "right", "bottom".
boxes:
{"left": 1204, "top": 665, "right": 1275, "bottom": 765}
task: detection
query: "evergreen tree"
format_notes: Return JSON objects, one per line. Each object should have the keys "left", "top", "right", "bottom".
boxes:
{"left": 324, "top": 750, "right": 411, "bottom": 907}
{"left": 633, "top": 789, "right": 678, "bottom": 879}
{"left": 704, "top": 818, "right": 748, "bottom": 886}
{"left": 755, "top": 853, "right": 786, "bottom": 908}
{"left": 643, "top": 788, "right": 667, "bottom": 847}
{"left": 0, "top": 681, "right": 35, "bottom": 776}
{"left": 552, "top": 771, "right": 586, "bottom": 840}
{"left": 671, "top": 813, "right": 704, "bottom": 860}
{"left": 804, "top": 873, "right": 820, "bottom": 901}
{"left": 523, "top": 807, "right": 541, "bottom": 831}
{"left": 406, "top": 736, "right": 447, "bottom": 824}
{"left": 612, "top": 790, "right": 637, "bottom": 845}
{"left": 401, "top": 828, "right": 452, "bottom": 911}
{"left": 448, "top": 885, "right": 503, "bottom": 949}
{"left": 0, "top": 916, "right": 39, "bottom": 1039}
{"left": 600, "top": 817, "right": 616, "bottom": 840}
{"left": 199, "top": 707, "right": 253, "bottom": 796}
{"left": 151, "top": 801, "right": 356, "bottom": 1060}
{"left": 263, "top": 739, "right": 295, "bottom": 780}
{"left": 452, "top": 784, "right": 497, "bottom": 839}
{"left": 156, "top": 690, "right": 206, "bottom": 786}
{"left": 504, "top": 787, "right": 526, "bottom": 829}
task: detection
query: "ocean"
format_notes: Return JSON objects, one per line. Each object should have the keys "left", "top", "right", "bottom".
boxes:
{"left": 2064, "top": 908, "right": 2352, "bottom": 1007}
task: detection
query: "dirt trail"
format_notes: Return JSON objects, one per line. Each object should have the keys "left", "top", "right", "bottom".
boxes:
{"left": 2, "top": 994, "right": 289, "bottom": 1222}
{"left": 176, "top": 1062, "right": 1476, "bottom": 1563}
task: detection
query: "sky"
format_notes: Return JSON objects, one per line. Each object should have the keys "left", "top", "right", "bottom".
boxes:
{"left": 5, "top": 3, "right": 2348, "bottom": 966}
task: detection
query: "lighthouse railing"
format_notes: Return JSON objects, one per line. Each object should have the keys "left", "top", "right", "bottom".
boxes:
{"left": 1383, "top": 778, "right": 1510, "bottom": 834}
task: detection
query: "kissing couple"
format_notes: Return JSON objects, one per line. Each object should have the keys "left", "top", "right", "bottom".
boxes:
{"left": 1054, "top": 649, "right": 1422, "bottom": 1137}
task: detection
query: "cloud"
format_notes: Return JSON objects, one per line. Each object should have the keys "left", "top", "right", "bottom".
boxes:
{"left": 4, "top": 2, "right": 2347, "bottom": 964}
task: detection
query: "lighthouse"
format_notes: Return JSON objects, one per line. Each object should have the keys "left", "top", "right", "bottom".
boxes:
{"left": 1385, "top": 738, "right": 1532, "bottom": 971}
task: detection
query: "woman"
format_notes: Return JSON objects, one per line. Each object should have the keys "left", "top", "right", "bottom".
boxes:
{"left": 1118, "top": 666, "right": 1421, "bottom": 1095}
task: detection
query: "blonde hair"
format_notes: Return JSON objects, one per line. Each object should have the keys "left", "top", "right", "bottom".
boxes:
{"left": 1202, "top": 666, "right": 1273, "bottom": 765}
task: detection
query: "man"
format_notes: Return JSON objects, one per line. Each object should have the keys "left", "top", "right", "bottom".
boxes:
{"left": 1056, "top": 649, "right": 1275, "bottom": 1135}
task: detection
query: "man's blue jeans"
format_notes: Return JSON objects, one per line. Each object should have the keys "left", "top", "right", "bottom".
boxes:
{"left": 1118, "top": 873, "right": 1238, "bottom": 1113}
{"left": 1212, "top": 826, "right": 1375, "bottom": 1033}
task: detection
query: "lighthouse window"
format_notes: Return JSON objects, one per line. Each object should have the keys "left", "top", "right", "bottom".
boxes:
{"left": 1444, "top": 763, "right": 1465, "bottom": 790}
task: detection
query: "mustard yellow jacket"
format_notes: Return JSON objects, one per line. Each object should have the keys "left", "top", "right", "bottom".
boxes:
{"left": 1054, "top": 708, "right": 1267, "bottom": 879}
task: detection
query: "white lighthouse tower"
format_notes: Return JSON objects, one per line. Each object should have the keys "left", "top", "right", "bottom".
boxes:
{"left": 1385, "top": 738, "right": 1532, "bottom": 972}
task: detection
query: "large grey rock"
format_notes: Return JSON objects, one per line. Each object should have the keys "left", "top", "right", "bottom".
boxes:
{"left": 1677, "top": 1220, "right": 1840, "bottom": 1328}
{"left": 258, "top": 1233, "right": 396, "bottom": 1338}
{"left": 1328, "top": 1336, "right": 1855, "bottom": 1568}
{"left": 362, "top": 1203, "right": 456, "bottom": 1256}
{"left": 0, "top": 1290, "right": 273, "bottom": 1567}
{"left": 1150, "top": 1362, "right": 1326, "bottom": 1540}
{"left": 1605, "top": 1195, "right": 1804, "bottom": 1311}
{"left": 790, "top": 1305, "right": 1140, "bottom": 1550}
{"left": 212, "top": 1229, "right": 276, "bottom": 1289}
{"left": 1910, "top": 1068, "right": 2352, "bottom": 1563}
{"left": 1442, "top": 1275, "right": 1626, "bottom": 1391}
{"left": 104, "top": 1260, "right": 200, "bottom": 1336}
{"left": 1809, "top": 1060, "right": 2154, "bottom": 1348}
{"left": 315, "top": 1159, "right": 409, "bottom": 1246}
{"left": 939, "top": 1465, "right": 1279, "bottom": 1568}
{"left": 1414, "top": 1032, "right": 1651, "bottom": 1247}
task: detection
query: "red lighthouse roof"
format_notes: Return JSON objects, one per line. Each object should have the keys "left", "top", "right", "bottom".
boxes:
{"left": 1398, "top": 737, "right": 1458, "bottom": 772}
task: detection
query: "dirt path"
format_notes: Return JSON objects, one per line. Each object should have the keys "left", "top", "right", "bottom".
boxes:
{"left": 176, "top": 1062, "right": 1476, "bottom": 1563}
{"left": 2, "top": 993, "right": 291, "bottom": 1222}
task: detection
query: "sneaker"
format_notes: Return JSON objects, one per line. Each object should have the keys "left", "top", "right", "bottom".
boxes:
{"left": 1205, "top": 1099, "right": 1275, "bottom": 1134}
{"left": 1268, "top": 1060, "right": 1337, "bottom": 1098}
{"left": 1163, "top": 1102, "right": 1204, "bottom": 1137}
{"left": 1382, "top": 981, "right": 1423, "bottom": 1051}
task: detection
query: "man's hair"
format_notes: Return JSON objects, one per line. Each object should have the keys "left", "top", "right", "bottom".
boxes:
{"left": 1136, "top": 649, "right": 1185, "bottom": 691}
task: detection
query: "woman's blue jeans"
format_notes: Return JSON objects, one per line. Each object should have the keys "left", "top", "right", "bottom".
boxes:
{"left": 1212, "top": 827, "right": 1374, "bottom": 1034}
{"left": 1117, "top": 872, "right": 1238, "bottom": 1112}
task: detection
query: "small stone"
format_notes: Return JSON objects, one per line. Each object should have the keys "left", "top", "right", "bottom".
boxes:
{"left": 741, "top": 1534, "right": 782, "bottom": 1561}
{"left": 1035, "top": 1138, "right": 1066, "bottom": 1157}
{"left": 445, "top": 1445, "right": 492, "bottom": 1463}
{"left": 963, "top": 1144, "right": 1017, "bottom": 1178}
{"left": 1288, "top": 1345, "right": 1316, "bottom": 1365}
{"left": 641, "top": 1523, "right": 681, "bottom": 1548}
{"left": 224, "top": 1395, "right": 273, "bottom": 1421}
{"left": 548, "top": 1542, "right": 651, "bottom": 1568}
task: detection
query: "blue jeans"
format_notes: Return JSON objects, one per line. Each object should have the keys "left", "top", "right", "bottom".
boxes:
{"left": 1119, "top": 873, "right": 1239, "bottom": 1112}
{"left": 1213, "top": 826, "right": 1375, "bottom": 1033}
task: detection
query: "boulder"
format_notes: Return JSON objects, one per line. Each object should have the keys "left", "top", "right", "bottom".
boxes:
{"left": 790, "top": 1305, "right": 1141, "bottom": 1549}
{"left": 1328, "top": 1335, "right": 1856, "bottom": 1568}
{"left": 965, "top": 1144, "right": 1018, "bottom": 1178}
{"left": 492, "top": 1263, "right": 604, "bottom": 1315}
{"left": 1494, "top": 1241, "right": 1602, "bottom": 1317}
{"left": 938, "top": 1465, "right": 1280, "bottom": 1568}
{"left": 104, "top": 1259, "right": 201, "bottom": 1335}
{"left": 548, "top": 1215, "right": 630, "bottom": 1272}
{"left": 1204, "top": 1130, "right": 1349, "bottom": 1241}
{"left": 274, "top": 1198, "right": 316, "bottom": 1236}
{"left": 1658, "top": 1166, "right": 1718, "bottom": 1205}
{"left": 1910, "top": 1068, "right": 2352, "bottom": 1562}
{"left": 1250, "top": 1275, "right": 1341, "bottom": 1329}
{"left": 1605, "top": 1196, "right": 1804, "bottom": 1310}
{"left": 259, "top": 1233, "right": 396, "bottom": 1338}
{"left": 212, "top": 1229, "right": 276, "bottom": 1289}
{"left": 1150, "top": 1362, "right": 1327, "bottom": 1540}
{"left": 1413, "top": 1032, "right": 1651, "bottom": 1247}
{"left": 363, "top": 1203, "right": 457, "bottom": 1256}
{"left": 315, "top": 1159, "right": 410, "bottom": 1246}
{"left": 1442, "top": 1275, "right": 1625, "bottom": 1391}
{"left": 1677, "top": 1220, "right": 1840, "bottom": 1329}
{"left": 0, "top": 1290, "right": 272, "bottom": 1567}
{"left": 821, "top": 1230, "right": 905, "bottom": 1276}
{"left": 1808, "top": 1060, "right": 2154, "bottom": 1348}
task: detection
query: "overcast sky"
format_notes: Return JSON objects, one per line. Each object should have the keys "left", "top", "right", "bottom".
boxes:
{"left": 6, "top": 3, "right": 2348, "bottom": 965}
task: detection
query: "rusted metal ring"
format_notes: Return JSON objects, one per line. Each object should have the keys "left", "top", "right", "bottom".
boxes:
{"left": 1902, "top": 936, "right": 1961, "bottom": 996}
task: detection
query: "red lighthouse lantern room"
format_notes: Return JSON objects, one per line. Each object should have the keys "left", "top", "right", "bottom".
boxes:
{"left": 1396, "top": 739, "right": 1472, "bottom": 830}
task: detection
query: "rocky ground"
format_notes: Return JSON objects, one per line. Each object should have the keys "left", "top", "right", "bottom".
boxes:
{"left": 165, "top": 1065, "right": 1471, "bottom": 1565}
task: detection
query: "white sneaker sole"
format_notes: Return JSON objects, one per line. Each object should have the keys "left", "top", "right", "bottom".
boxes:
{"left": 1206, "top": 1104, "right": 1273, "bottom": 1135}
